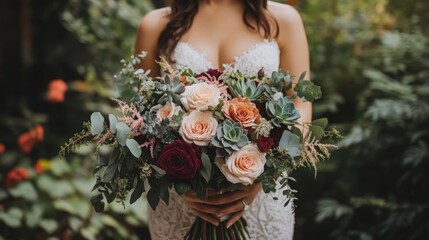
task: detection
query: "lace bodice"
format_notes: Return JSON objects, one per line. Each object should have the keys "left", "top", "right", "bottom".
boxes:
{"left": 148, "top": 39, "right": 295, "bottom": 240}
{"left": 172, "top": 39, "right": 280, "bottom": 76}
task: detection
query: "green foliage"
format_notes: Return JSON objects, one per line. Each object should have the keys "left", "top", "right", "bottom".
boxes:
{"left": 314, "top": 31, "right": 429, "bottom": 240}
{"left": 278, "top": 130, "right": 302, "bottom": 159}
{"left": 222, "top": 71, "right": 265, "bottom": 101}
{"left": 0, "top": 157, "right": 147, "bottom": 240}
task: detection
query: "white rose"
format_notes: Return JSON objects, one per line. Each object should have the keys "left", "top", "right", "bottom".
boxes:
{"left": 181, "top": 82, "right": 221, "bottom": 111}
{"left": 153, "top": 102, "right": 182, "bottom": 121}
{"left": 215, "top": 144, "right": 266, "bottom": 185}
{"left": 179, "top": 111, "right": 218, "bottom": 146}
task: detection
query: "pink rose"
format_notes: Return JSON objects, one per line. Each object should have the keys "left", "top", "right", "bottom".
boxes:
{"left": 215, "top": 144, "right": 266, "bottom": 185}
{"left": 180, "top": 82, "right": 221, "bottom": 110}
{"left": 179, "top": 111, "right": 218, "bottom": 146}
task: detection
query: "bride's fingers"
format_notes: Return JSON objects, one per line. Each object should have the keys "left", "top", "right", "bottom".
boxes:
{"left": 226, "top": 210, "right": 244, "bottom": 229}
{"left": 190, "top": 209, "right": 220, "bottom": 226}
{"left": 216, "top": 199, "right": 246, "bottom": 217}
{"left": 205, "top": 190, "right": 245, "bottom": 205}
{"left": 185, "top": 201, "right": 220, "bottom": 214}
{"left": 183, "top": 190, "right": 220, "bottom": 203}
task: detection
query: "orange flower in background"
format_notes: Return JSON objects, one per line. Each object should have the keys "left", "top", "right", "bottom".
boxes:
{"left": 0, "top": 143, "right": 5, "bottom": 154}
{"left": 17, "top": 124, "right": 44, "bottom": 153}
{"left": 48, "top": 79, "right": 68, "bottom": 103}
{"left": 18, "top": 132, "right": 35, "bottom": 153}
{"left": 31, "top": 124, "right": 44, "bottom": 142}
{"left": 222, "top": 96, "right": 261, "bottom": 128}
{"left": 5, "top": 167, "right": 29, "bottom": 188}
{"left": 34, "top": 159, "right": 51, "bottom": 173}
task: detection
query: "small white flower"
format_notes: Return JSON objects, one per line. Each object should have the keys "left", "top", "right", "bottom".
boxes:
{"left": 134, "top": 69, "right": 144, "bottom": 75}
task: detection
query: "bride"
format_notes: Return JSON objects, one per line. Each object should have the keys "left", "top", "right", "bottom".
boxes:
{"left": 134, "top": 0, "right": 311, "bottom": 239}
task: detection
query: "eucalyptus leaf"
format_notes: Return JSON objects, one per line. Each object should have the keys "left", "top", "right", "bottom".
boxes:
{"left": 278, "top": 130, "right": 301, "bottom": 158}
{"left": 109, "top": 114, "right": 118, "bottom": 134}
{"left": 312, "top": 118, "right": 328, "bottom": 129}
{"left": 126, "top": 138, "right": 142, "bottom": 158}
{"left": 294, "top": 80, "right": 322, "bottom": 102}
{"left": 115, "top": 122, "right": 131, "bottom": 146}
{"left": 90, "top": 112, "right": 104, "bottom": 135}
{"left": 309, "top": 125, "right": 325, "bottom": 141}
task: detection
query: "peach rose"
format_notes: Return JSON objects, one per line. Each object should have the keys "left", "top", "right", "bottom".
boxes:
{"left": 181, "top": 82, "right": 221, "bottom": 111}
{"left": 153, "top": 102, "right": 182, "bottom": 121}
{"left": 222, "top": 97, "right": 261, "bottom": 128}
{"left": 215, "top": 144, "right": 266, "bottom": 185}
{"left": 179, "top": 111, "right": 218, "bottom": 146}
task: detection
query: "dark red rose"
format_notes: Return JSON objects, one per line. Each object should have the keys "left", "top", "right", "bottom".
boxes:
{"left": 257, "top": 136, "right": 274, "bottom": 152}
{"left": 255, "top": 102, "right": 269, "bottom": 119}
{"left": 196, "top": 69, "right": 222, "bottom": 80}
{"left": 271, "top": 126, "right": 287, "bottom": 147}
{"left": 156, "top": 140, "right": 201, "bottom": 181}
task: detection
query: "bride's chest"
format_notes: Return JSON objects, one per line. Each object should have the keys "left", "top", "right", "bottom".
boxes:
{"left": 172, "top": 39, "right": 280, "bottom": 76}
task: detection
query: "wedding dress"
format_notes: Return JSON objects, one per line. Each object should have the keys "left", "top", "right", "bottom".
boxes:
{"left": 148, "top": 39, "right": 295, "bottom": 240}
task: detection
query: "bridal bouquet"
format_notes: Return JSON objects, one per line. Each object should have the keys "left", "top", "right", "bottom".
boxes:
{"left": 61, "top": 52, "right": 338, "bottom": 240}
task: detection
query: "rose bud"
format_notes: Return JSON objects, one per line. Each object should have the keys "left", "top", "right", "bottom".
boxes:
{"left": 257, "top": 136, "right": 274, "bottom": 152}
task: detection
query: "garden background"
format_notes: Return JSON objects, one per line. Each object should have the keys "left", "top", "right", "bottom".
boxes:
{"left": 0, "top": 0, "right": 428, "bottom": 239}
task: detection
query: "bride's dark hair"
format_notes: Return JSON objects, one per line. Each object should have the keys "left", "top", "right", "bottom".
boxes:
{"left": 158, "top": 0, "right": 279, "bottom": 61}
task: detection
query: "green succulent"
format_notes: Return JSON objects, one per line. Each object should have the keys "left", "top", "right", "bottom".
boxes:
{"left": 211, "top": 119, "right": 248, "bottom": 153}
{"left": 154, "top": 74, "right": 185, "bottom": 105}
{"left": 266, "top": 96, "right": 300, "bottom": 127}
{"left": 264, "top": 70, "right": 294, "bottom": 96}
{"left": 223, "top": 71, "right": 265, "bottom": 101}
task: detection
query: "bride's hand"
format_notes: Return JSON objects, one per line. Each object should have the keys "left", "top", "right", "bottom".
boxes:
{"left": 182, "top": 183, "right": 262, "bottom": 228}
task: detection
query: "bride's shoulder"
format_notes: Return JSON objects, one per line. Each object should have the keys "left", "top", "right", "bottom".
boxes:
{"left": 137, "top": 7, "right": 171, "bottom": 35}
{"left": 267, "top": 1, "right": 306, "bottom": 46}
{"left": 267, "top": 2, "right": 303, "bottom": 27}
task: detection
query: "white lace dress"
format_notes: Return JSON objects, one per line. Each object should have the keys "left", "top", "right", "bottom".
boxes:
{"left": 148, "top": 39, "right": 295, "bottom": 240}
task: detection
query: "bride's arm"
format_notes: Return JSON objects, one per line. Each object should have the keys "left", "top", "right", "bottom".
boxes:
{"left": 134, "top": 8, "right": 170, "bottom": 77}
{"left": 275, "top": 4, "right": 312, "bottom": 130}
